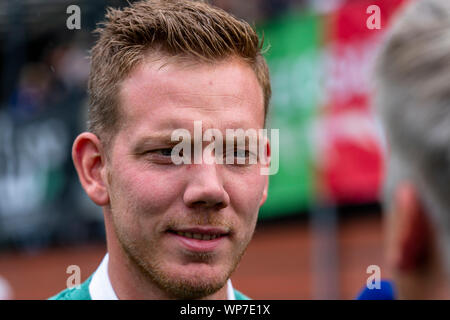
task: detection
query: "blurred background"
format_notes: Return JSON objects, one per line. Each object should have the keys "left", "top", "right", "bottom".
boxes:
{"left": 0, "top": 0, "right": 411, "bottom": 299}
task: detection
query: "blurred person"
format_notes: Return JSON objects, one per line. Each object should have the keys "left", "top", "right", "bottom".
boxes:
{"left": 375, "top": 0, "right": 450, "bottom": 299}
{"left": 49, "top": 43, "right": 90, "bottom": 91}
{"left": 8, "top": 63, "right": 53, "bottom": 119}
{"left": 50, "top": 0, "right": 271, "bottom": 300}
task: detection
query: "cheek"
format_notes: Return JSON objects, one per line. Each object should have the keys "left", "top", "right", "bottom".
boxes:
{"left": 227, "top": 172, "right": 266, "bottom": 221}
{"left": 109, "top": 164, "right": 183, "bottom": 218}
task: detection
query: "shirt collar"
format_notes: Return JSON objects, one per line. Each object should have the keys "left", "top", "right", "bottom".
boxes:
{"left": 89, "top": 253, "right": 118, "bottom": 300}
{"left": 89, "top": 253, "right": 236, "bottom": 300}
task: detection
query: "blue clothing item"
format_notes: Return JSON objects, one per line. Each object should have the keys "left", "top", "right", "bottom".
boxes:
{"left": 356, "top": 279, "right": 396, "bottom": 300}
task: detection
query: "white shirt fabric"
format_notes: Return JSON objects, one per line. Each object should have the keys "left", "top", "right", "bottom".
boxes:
{"left": 0, "top": 276, "right": 13, "bottom": 300}
{"left": 89, "top": 253, "right": 236, "bottom": 300}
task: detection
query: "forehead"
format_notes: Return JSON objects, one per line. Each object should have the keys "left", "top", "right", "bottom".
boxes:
{"left": 117, "top": 57, "right": 265, "bottom": 138}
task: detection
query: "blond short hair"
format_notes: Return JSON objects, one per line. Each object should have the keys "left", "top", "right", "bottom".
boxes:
{"left": 88, "top": 0, "right": 271, "bottom": 148}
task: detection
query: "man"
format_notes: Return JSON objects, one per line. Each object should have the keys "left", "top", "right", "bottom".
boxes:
{"left": 50, "top": 0, "right": 271, "bottom": 300}
{"left": 374, "top": 0, "right": 450, "bottom": 299}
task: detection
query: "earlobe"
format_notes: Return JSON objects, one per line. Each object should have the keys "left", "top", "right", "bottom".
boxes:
{"left": 391, "top": 183, "right": 432, "bottom": 271}
{"left": 259, "top": 141, "right": 270, "bottom": 206}
{"left": 72, "top": 132, "right": 110, "bottom": 206}
{"left": 260, "top": 182, "right": 268, "bottom": 207}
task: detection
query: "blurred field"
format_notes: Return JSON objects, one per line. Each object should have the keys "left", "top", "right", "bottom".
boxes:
{"left": 0, "top": 211, "right": 388, "bottom": 300}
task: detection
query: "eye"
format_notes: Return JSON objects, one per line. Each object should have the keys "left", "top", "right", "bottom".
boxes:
{"left": 234, "top": 149, "right": 249, "bottom": 158}
{"left": 142, "top": 148, "right": 177, "bottom": 165}
{"left": 154, "top": 148, "right": 173, "bottom": 157}
{"left": 145, "top": 147, "right": 184, "bottom": 159}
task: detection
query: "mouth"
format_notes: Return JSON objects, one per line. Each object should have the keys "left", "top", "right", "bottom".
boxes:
{"left": 166, "top": 227, "right": 230, "bottom": 252}
{"left": 171, "top": 231, "right": 221, "bottom": 240}
{"left": 167, "top": 227, "right": 230, "bottom": 240}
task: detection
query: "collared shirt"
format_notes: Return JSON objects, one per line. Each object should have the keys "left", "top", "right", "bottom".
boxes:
{"left": 89, "top": 253, "right": 236, "bottom": 300}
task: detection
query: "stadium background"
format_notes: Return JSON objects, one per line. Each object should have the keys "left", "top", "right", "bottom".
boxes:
{"left": 0, "top": 0, "right": 409, "bottom": 299}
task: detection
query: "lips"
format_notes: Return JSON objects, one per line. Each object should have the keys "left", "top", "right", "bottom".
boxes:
{"left": 174, "top": 231, "right": 221, "bottom": 240}
{"left": 167, "top": 227, "right": 230, "bottom": 252}
{"left": 167, "top": 227, "right": 229, "bottom": 240}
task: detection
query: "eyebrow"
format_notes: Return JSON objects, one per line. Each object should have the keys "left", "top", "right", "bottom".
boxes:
{"left": 132, "top": 132, "right": 178, "bottom": 154}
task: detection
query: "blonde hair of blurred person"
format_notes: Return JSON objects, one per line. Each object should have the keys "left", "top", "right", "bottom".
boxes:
{"left": 375, "top": 0, "right": 450, "bottom": 299}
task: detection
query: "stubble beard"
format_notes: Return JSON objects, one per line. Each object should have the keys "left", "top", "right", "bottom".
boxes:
{"left": 112, "top": 214, "right": 252, "bottom": 299}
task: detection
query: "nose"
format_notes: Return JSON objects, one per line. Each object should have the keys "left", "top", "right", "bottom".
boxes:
{"left": 183, "top": 161, "right": 230, "bottom": 210}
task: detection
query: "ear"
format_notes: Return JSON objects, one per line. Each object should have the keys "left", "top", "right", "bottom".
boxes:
{"left": 388, "top": 183, "right": 432, "bottom": 272}
{"left": 72, "top": 132, "right": 110, "bottom": 206}
{"left": 259, "top": 140, "right": 270, "bottom": 207}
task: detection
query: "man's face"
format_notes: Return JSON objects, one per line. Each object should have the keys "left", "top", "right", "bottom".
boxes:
{"left": 104, "top": 57, "right": 268, "bottom": 298}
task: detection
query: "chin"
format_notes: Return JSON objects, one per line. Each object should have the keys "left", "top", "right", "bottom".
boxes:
{"left": 159, "top": 263, "right": 230, "bottom": 299}
{"left": 170, "top": 260, "right": 229, "bottom": 282}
